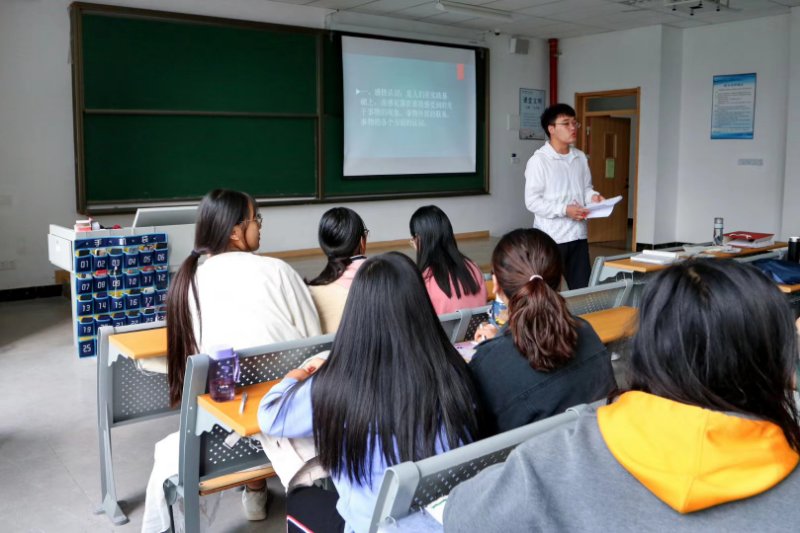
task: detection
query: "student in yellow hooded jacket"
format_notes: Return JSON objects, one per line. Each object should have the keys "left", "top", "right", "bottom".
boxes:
{"left": 444, "top": 259, "right": 800, "bottom": 532}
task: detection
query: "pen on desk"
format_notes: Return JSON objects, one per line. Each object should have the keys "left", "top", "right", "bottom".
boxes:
{"left": 239, "top": 392, "right": 247, "bottom": 414}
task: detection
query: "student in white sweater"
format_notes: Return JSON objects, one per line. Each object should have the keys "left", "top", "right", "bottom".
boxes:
{"left": 141, "top": 189, "right": 322, "bottom": 533}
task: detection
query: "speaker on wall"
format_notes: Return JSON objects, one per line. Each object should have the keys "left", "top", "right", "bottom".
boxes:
{"left": 509, "top": 37, "right": 529, "bottom": 55}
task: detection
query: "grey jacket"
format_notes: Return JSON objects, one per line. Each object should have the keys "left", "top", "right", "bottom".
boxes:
{"left": 444, "top": 405, "right": 800, "bottom": 532}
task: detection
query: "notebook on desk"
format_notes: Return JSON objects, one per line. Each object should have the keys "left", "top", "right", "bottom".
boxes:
{"left": 630, "top": 249, "right": 680, "bottom": 265}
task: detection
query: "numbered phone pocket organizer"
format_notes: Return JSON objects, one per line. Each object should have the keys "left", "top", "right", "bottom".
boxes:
{"left": 71, "top": 233, "right": 168, "bottom": 357}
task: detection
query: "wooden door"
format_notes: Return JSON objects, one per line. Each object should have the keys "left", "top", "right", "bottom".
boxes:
{"left": 586, "top": 116, "right": 630, "bottom": 243}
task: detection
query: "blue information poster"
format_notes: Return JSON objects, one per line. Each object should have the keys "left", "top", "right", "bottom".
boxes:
{"left": 711, "top": 73, "right": 756, "bottom": 140}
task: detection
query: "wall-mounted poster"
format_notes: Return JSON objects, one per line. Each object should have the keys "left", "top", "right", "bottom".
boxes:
{"left": 520, "top": 88, "right": 546, "bottom": 140}
{"left": 711, "top": 73, "right": 756, "bottom": 140}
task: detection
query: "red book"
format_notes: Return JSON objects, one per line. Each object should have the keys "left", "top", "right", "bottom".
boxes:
{"left": 724, "top": 231, "right": 774, "bottom": 243}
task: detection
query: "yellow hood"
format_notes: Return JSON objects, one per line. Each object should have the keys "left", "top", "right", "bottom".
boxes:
{"left": 597, "top": 391, "right": 798, "bottom": 513}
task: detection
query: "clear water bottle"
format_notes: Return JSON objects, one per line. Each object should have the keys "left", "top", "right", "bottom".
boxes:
{"left": 208, "top": 345, "right": 239, "bottom": 402}
{"left": 713, "top": 217, "right": 724, "bottom": 246}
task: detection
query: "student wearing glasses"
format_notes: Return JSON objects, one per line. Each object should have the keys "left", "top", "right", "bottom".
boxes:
{"left": 524, "top": 103, "right": 604, "bottom": 289}
{"left": 307, "top": 207, "right": 369, "bottom": 333}
{"left": 142, "top": 189, "right": 322, "bottom": 532}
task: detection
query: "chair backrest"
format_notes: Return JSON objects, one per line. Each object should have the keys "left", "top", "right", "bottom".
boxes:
{"left": 97, "top": 321, "right": 173, "bottom": 426}
{"left": 588, "top": 251, "right": 637, "bottom": 286}
{"left": 734, "top": 249, "right": 784, "bottom": 264}
{"left": 178, "top": 334, "right": 334, "bottom": 486}
{"left": 561, "top": 279, "right": 632, "bottom": 315}
{"left": 437, "top": 306, "right": 492, "bottom": 344}
{"left": 438, "top": 311, "right": 462, "bottom": 343}
{"left": 368, "top": 404, "right": 588, "bottom": 533}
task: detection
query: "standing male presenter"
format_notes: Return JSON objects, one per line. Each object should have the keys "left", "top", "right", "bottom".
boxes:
{"left": 524, "top": 103, "right": 603, "bottom": 290}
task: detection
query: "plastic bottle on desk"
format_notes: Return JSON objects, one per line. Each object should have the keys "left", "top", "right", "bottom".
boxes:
{"left": 208, "top": 345, "right": 240, "bottom": 402}
{"left": 713, "top": 217, "right": 724, "bottom": 246}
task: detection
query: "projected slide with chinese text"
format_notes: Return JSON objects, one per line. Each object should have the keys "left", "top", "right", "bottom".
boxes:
{"left": 342, "top": 36, "right": 477, "bottom": 177}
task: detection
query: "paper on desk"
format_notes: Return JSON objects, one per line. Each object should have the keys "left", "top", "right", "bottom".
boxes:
{"left": 585, "top": 195, "right": 623, "bottom": 219}
{"left": 425, "top": 495, "right": 448, "bottom": 525}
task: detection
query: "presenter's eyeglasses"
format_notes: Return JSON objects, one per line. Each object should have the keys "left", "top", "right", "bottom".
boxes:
{"left": 242, "top": 213, "right": 263, "bottom": 229}
{"left": 554, "top": 120, "right": 581, "bottom": 129}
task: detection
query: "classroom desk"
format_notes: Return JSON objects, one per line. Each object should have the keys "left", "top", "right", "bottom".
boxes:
{"left": 601, "top": 258, "right": 668, "bottom": 274}
{"left": 108, "top": 327, "right": 167, "bottom": 359}
{"left": 602, "top": 242, "right": 787, "bottom": 275}
{"left": 705, "top": 242, "right": 787, "bottom": 259}
{"left": 779, "top": 283, "right": 800, "bottom": 294}
{"left": 580, "top": 306, "right": 637, "bottom": 344}
{"left": 195, "top": 307, "right": 639, "bottom": 440}
{"left": 196, "top": 380, "right": 280, "bottom": 437}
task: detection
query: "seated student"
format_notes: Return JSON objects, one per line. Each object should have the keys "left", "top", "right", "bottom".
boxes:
{"left": 409, "top": 205, "right": 487, "bottom": 315}
{"left": 259, "top": 252, "right": 483, "bottom": 533}
{"left": 141, "top": 189, "right": 323, "bottom": 533}
{"left": 445, "top": 259, "right": 800, "bottom": 532}
{"left": 470, "top": 228, "right": 615, "bottom": 434}
{"left": 307, "top": 207, "right": 368, "bottom": 333}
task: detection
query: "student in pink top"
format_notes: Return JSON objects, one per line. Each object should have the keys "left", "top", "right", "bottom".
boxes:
{"left": 307, "top": 207, "right": 368, "bottom": 333}
{"left": 410, "top": 205, "right": 488, "bottom": 315}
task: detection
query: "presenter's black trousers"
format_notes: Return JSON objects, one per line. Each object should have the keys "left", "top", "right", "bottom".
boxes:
{"left": 558, "top": 239, "right": 591, "bottom": 290}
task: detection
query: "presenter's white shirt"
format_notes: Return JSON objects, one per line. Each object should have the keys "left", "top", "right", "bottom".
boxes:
{"left": 524, "top": 142, "right": 598, "bottom": 244}
{"left": 190, "top": 252, "right": 322, "bottom": 350}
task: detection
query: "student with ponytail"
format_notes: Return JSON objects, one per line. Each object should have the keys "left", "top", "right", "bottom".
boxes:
{"left": 306, "top": 207, "right": 368, "bottom": 333}
{"left": 409, "top": 205, "right": 487, "bottom": 315}
{"left": 469, "top": 228, "right": 615, "bottom": 434}
{"left": 142, "top": 189, "right": 322, "bottom": 532}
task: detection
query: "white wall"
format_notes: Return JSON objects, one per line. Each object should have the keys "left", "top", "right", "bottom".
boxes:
{"left": 0, "top": 0, "right": 546, "bottom": 290}
{"left": 558, "top": 25, "right": 666, "bottom": 245}
{"left": 675, "top": 15, "right": 790, "bottom": 243}
{"left": 560, "top": 15, "right": 796, "bottom": 246}
{"left": 781, "top": 7, "right": 800, "bottom": 238}
{"left": 653, "top": 25, "right": 682, "bottom": 244}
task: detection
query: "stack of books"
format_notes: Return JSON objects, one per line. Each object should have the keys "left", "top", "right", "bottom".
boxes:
{"left": 724, "top": 231, "right": 774, "bottom": 248}
{"left": 631, "top": 249, "right": 680, "bottom": 265}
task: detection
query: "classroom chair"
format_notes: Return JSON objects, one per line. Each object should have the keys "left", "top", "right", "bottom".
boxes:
{"left": 96, "top": 321, "right": 173, "bottom": 525}
{"left": 561, "top": 279, "right": 633, "bottom": 315}
{"left": 368, "top": 404, "right": 589, "bottom": 533}
{"left": 163, "top": 334, "right": 334, "bottom": 533}
{"left": 438, "top": 311, "right": 463, "bottom": 343}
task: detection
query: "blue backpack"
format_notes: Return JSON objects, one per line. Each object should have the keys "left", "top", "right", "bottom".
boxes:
{"left": 751, "top": 258, "right": 800, "bottom": 285}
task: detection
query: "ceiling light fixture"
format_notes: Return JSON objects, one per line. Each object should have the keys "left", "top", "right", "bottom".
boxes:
{"left": 435, "top": 1, "right": 514, "bottom": 22}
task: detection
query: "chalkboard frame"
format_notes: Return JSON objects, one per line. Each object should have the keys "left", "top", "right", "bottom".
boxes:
{"left": 70, "top": 2, "right": 490, "bottom": 214}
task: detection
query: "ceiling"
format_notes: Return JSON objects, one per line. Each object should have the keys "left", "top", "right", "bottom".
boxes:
{"left": 269, "top": 0, "right": 799, "bottom": 39}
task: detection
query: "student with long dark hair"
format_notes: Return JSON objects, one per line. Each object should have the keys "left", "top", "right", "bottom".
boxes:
{"left": 307, "top": 207, "right": 368, "bottom": 333}
{"left": 259, "top": 252, "right": 483, "bottom": 533}
{"left": 142, "top": 189, "right": 322, "bottom": 532}
{"left": 470, "top": 228, "right": 615, "bottom": 434}
{"left": 446, "top": 259, "right": 800, "bottom": 531}
{"left": 409, "top": 205, "right": 487, "bottom": 314}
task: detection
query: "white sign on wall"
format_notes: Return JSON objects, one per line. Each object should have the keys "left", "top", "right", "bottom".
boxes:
{"left": 519, "top": 88, "right": 546, "bottom": 140}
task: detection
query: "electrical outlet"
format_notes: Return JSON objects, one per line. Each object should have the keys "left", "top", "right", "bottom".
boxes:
{"left": 0, "top": 260, "right": 17, "bottom": 271}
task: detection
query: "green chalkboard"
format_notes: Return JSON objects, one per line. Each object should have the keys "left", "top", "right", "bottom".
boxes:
{"left": 71, "top": 3, "right": 489, "bottom": 212}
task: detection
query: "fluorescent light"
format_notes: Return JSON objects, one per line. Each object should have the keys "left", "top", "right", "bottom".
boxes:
{"left": 435, "top": 1, "right": 514, "bottom": 22}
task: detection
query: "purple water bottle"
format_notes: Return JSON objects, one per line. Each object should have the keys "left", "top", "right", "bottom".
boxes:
{"left": 208, "top": 345, "right": 240, "bottom": 402}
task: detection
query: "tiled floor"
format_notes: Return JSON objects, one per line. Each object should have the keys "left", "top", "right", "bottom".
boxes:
{"left": 0, "top": 236, "right": 631, "bottom": 532}
{"left": 0, "top": 298, "right": 287, "bottom": 532}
